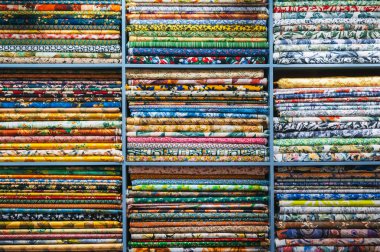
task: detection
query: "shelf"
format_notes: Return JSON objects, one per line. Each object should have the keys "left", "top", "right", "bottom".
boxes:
{"left": 0, "top": 162, "right": 123, "bottom": 166}
{"left": 275, "top": 161, "right": 380, "bottom": 166}
{"left": 0, "top": 64, "right": 123, "bottom": 69}
{"left": 273, "top": 64, "right": 380, "bottom": 69}
{"left": 125, "top": 64, "right": 271, "bottom": 69}
{"left": 2, "top": 1, "right": 380, "bottom": 252}
{"left": 125, "top": 161, "right": 271, "bottom": 166}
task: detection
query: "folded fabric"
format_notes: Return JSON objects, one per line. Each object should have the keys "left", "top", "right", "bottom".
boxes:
{"left": 0, "top": 70, "right": 123, "bottom": 162}
{"left": 274, "top": 0, "right": 380, "bottom": 65}
{"left": 126, "top": 69, "right": 268, "bottom": 162}
{"left": 128, "top": 48, "right": 269, "bottom": 57}
{"left": 127, "top": 56, "right": 267, "bottom": 64}
{"left": 127, "top": 69, "right": 265, "bottom": 79}
{"left": 128, "top": 166, "right": 269, "bottom": 250}
{"left": 127, "top": 0, "right": 268, "bottom": 65}
{"left": 0, "top": 166, "right": 123, "bottom": 250}
{"left": 275, "top": 166, "right": 380, "bottom": 251}
{"left": 0, "top": 1, "right": 121, "bottom": 64}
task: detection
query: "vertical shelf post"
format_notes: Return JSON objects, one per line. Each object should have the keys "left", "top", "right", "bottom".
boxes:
{"left": 268, "top": 0, "right": 275, "bottom": 250}
{"left": 122, "top": 0, "right": 128, "bottom": 250}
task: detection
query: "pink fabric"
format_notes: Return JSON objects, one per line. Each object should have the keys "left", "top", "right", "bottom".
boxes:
{"left": 0, "top": 34, "right": 120, "bottom": 40}
{"left": 0, "top": 136, "right": 121, "bottom": 143}
{"left": 127, "top": 137, "right": 267, "bottom": 144}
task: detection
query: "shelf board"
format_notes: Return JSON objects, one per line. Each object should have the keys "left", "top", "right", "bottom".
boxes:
{"left": 0, "top": 162, "right": 123, "bottom": 166}
{"left": 275, "top": 161, "right": 380, "bottom": 166}
{"left": 125, "top": 161, "right": 271, "bottom": 166}
{"left": 273, "top": 64, "right": 380, "bottom": 69}
{"left": 0, "top": 64, "right": 123, "bottom": 69}
{"left": 125, "top": 64, "right": 271, "bottom": 69}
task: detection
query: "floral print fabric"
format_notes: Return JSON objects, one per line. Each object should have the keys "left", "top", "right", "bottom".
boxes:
{"left": 126, "top": 69, "right": 268, "bottom": 162}
{"left": 0, "top": 69, "right": 123, "bottom": 162}
{"left": 0, "top": 166, "right": 122, "bottom": 251}
{"left": 128, "top": 166, "right": 269, "bottom": 251}
{"left": 274, "top": 76, "right": 380, "bottom": 162}
{"left": 0, "top": 0, "right": 121, "bottom": 64}
{"left": 126, "top": 0, "right": 268, "bottom": 64}
{"left": 273, "top": 0, "right": 380, "bottom": 64}
{"left": 275, "top": 166, "right": 380, "bottom": 252}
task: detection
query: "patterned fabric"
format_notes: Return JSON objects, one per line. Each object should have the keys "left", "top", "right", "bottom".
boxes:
{"left": 128, "top": 166, "right": 269, "bottom": 251}
{"left": 273, "top": 0, "right": 380, "bottom": 64}
{"left": 127, "top": 56, "right": 267, "bottom": 64}
{"left": 0, "top": 0, "right": 121, "bottom": 64}
{"left": 127, "top": 69, "right": 268, "bottom": 162}
{"left": 0, "top": 166, "right": 122, "bottom": 251}
{"left": 0, "top": 69, "right": 122, "bottom": 162}
{"left": 127, "top": 0, "right": 268, "bottom": 64}
{"left": 275, "top": 166, "right": 380, "bottom": 252}
{"left": 274, "top": 76, "right": 380, "bottom": 163}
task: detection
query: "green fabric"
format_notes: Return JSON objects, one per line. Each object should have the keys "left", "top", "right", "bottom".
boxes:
{"left": 128, "top": 41, "right": 269, "bottom": 48}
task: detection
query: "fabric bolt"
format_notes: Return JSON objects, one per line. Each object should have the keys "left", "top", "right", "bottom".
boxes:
{"left": 128, "top": 166, "right": 269, "bottom": 251}
{"left": 127, "top": 0, "right": 269, "bottom": 64}
{"left": 0, "top": 70, "right": 122, "bottom": 162}
{"left": 273, "top": 0, "right": 380, "bottom": 64}
{"left": 128, "top": 48, "right": 269, "bottom": 57}
{"left": 128, "top": 6, "right": 267, "bottom": 13}
{"left": 127, "top": 69, "right": 268, "bottom": 162}
{"left": 274, "top": 31, "right": 380, "bottom": 40}
{"left": 128, "top": 41, "right": 268, "bottom": 48}
{"left": 275, "top": 166, "right": 380, "bottom": 251}
{"left": 0, "top": 166, "right": 122, "bottom": 250}
{"left": 274, "top": 75, "right": 380, "bottom": 162}
{"left": 130, "top": 185, "right": 268, "bottom": 192}
{"left": 129, "top": 36, "right": 267, "bottom": 42}
{"left": 0, "top": 1, "right": 121, "bottom": 64}
{"left": 127, "top": 56, "right": 267, "bottom": 64}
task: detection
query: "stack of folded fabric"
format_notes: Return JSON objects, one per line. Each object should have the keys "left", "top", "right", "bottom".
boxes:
{"left": 0, "top": 166, "right": 123, "bottom": 251}
{"left": 126, "top": 69, "right": 269, "bottom": 162}
{"left": 273, "top": 1, "right": 380, "bottom": 64}
{"left": 126, "top": 0, "right": 269, "bottom": 65}
{"left": 0, "top": 69, "right": 123, "bottom": 162}
{"left": 274, "top": 76, "right": 380, "bottom": 162}
{"left": 0, "top": 0, "right": 122, "bottom": 64}
{"left": 275, "top": 166, "right": 380, "bottom": 252}
{"left": 127, "top": 166, "right": 270, "bottom": 251}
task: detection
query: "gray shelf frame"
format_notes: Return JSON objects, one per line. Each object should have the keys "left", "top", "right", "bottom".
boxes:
{"left": 1, "top": 0, "right": 380, "bottom": 251}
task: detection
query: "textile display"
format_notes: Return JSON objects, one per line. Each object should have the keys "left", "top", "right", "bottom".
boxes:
{"left": 0, "top": 69, "right": 123, "bottom": 162}
{"left": 126, "top": 0, "right": 269, "bottom": 64}
{"left": 273, "top": 1, "right": 380, "bottom": 64}
{"left": 126, "top": 69, "right": 269, "bottom": 162}
{"left": 274, "top": 76, "right": 380, "bottom": 162}
{"left": 128, "top": 166, "right": 269, "bottom": 251}
{"left": 0, "top": 166, "right": 122, "bottom": 251}
{"left": 275, "top": 166, "right": 380, "bottom": 252}
{"left": 0, "top": 0, "right": 122, "bottom": 64}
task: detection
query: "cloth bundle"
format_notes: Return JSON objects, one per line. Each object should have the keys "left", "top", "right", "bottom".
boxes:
{"left": 0, "top": 0, "right": 121, "bottom": 64}
{"left": 0, "top": 166, "right": 123, "bottom": 251}
{"left": 274, "top": 76, "right": 380, "bottom": 162}
{"left": 0, "top": 69, "right": 123, "bottom": 162}
{"left": 273, "top": 0, "right": 380, "bottom": 64}
{"left": 127, "top": 166, "right": 270, "bottom": 252}
{"left": 275, "top": 165, "right": 380, "bottom": 252}
{"left": 126, "top": 69, "right": 269, "bottom": 162}
{"left": 126, "top": 0, "right": 269, "bottom": 64}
